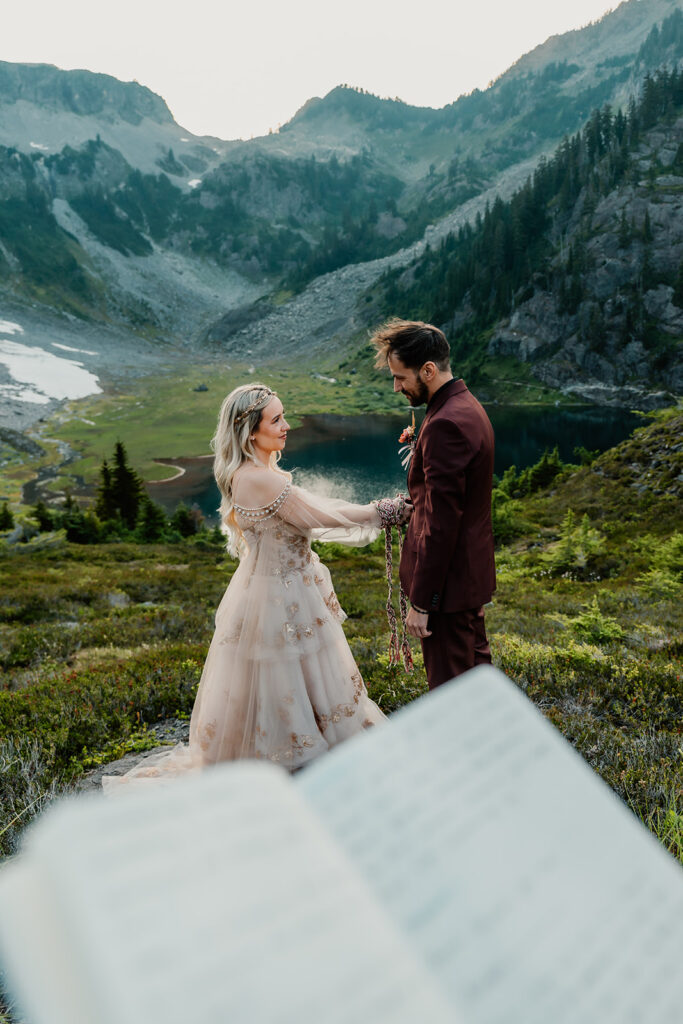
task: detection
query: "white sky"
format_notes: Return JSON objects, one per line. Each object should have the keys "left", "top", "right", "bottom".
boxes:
{"left": 4, "top": 0, "right": 619, "bottom": 140}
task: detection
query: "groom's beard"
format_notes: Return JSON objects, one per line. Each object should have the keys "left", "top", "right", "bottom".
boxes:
{"left": 402, "top": 379, "right": 429, "bottom": 407}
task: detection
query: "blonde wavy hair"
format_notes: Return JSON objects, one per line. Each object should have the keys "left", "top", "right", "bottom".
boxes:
{"left": 211, "top": 383, "right": 287, "bottom": 556}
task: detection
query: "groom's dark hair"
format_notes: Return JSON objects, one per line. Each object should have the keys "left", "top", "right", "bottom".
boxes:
{"left": 371, "top": 318, "right": 450, "bottom": 371}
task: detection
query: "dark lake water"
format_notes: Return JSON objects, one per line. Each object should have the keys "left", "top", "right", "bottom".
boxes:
{"left": 147, "top": 405, "right": 643, "bottom": 522}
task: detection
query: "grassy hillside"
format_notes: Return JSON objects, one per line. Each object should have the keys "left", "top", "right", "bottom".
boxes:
{"left": 1, "top": 408, "right": 680, "bottom": 872}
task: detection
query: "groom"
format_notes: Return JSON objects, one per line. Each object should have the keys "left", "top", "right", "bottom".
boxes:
{"left": 371, "top": 319, "right": 496, "bottom": 689}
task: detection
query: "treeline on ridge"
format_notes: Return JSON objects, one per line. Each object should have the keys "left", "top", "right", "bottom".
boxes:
{"left": 378, "top": 65, "right": 683, "bottom": 373}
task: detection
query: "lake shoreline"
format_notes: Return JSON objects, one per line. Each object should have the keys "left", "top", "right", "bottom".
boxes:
{"left": 143, "top": 406, "right": 645, "bottom": 520}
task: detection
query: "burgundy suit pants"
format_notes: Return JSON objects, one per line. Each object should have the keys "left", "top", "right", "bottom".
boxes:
{"left": 421, "top": 605, "right": 492, "bottom": 690}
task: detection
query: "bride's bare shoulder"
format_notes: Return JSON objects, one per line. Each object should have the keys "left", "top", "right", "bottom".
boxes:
{"left": 232, "top": 465, "right": 291, "bottom": 507}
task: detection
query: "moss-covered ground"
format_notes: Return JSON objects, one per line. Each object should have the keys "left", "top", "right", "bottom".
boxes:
{"left": 0, "top": 409, "right": 680, "bottom": 869}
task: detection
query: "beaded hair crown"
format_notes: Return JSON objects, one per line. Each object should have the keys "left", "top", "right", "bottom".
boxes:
{"left": 233, "top": 387, "right": 275, "bottom": 427}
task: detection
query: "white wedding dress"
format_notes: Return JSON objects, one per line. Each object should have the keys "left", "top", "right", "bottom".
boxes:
{"left": 102, "top": 470, "right": 386, "bottom": 792}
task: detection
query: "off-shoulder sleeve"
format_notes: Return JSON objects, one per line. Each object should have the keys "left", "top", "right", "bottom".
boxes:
{"left": 279, "top": 485, "right": 381, "bottom": 546}
{"left": 232, "top": 471, "right": 381, "bottom": 546}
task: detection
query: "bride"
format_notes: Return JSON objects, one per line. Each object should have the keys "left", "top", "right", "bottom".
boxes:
{"left": 103, "top": 384, "right": 409, "bottom": 790}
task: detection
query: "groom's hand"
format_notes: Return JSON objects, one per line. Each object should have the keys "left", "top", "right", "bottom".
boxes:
{"left": 399, "top": 500, "right": 414, "bottom": 525}
{"left": 406, "top": 607, "right": 432, "bottom": 639}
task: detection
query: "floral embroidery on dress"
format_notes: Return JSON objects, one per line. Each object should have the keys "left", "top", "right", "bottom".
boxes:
{"left": 314, "top": 702, "right": 356, "bottom": 729}
{"left": 282, "top": 620, "right": 318, "bottom": 643}
{"left": 262, "top": 732, "right": 317, "bottom": 765}
{"left": 198, "top": 720, "right": 217, "bottom": 752}
{"left": 184, "top": 474, "right": 387, "bottom": 774}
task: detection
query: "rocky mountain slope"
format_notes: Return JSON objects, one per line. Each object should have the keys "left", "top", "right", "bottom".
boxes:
{"left": 0, "top": 0, "right": 681, "bottom": 417}
{"left": 376, "top": 66, "right": 683, "bottom": 408}
{"left": 1, "top": 3, "right": 679, "bottom": 308}
{"left": 0, "top": 61, "right": 234, "bottom": 178}
{"left": 266, "top": 0, "right": 682, "bottom": 177}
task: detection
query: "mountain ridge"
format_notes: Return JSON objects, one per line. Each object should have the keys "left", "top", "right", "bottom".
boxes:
{"left": 0, "top": 0, "right": 681, "bottom": 426}
{"left": 0, "top": 61, "right": 174, "bottom": 125}
{"left": 376, "top": 67, "right": 683, "bottom": 407}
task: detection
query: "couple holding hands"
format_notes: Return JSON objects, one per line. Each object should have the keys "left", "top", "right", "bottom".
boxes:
{"left": 104, "top": 319, "right": 496, "bottom": 788}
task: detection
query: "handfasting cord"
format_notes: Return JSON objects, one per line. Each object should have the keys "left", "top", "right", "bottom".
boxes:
{"left": 383, "top": 525, "right": 400, "bottom": 666}
{"left": 374, "top": 497, "right": 414, "bottom": 673}
{"left": 396, "top": 526, "right": 414, "bottom": 672}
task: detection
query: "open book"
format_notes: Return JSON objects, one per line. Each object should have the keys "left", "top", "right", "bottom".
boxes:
{"left": 1, "top": 666, "right": 682, "bottom": 1024}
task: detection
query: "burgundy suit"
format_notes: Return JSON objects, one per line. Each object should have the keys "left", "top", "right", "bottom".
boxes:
{"left": 399, "top": 378, "right": 496, "bottom": 688}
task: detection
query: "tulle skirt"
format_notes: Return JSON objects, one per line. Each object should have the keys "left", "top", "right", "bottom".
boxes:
{"left": 102, "top": 551, "right": 385, "bottom": 794}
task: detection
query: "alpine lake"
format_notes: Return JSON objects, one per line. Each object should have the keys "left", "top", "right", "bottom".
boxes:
{"left": 146, "top": 405, "right": 644, "bottom": 521}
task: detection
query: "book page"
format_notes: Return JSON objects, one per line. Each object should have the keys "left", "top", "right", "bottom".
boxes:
{"left": 299, "top": 666, "right": 683, "bottom": 1024}
{"left": 0, "top": 762, "right": 456, "bottom": 1024}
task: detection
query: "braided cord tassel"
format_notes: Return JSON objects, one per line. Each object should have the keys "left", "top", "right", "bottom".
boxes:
{"left": 396, "top": 526, "right": 414, "bottom": 673}
{"left": 384, "top": 525, "right": 400, "bottom": 666}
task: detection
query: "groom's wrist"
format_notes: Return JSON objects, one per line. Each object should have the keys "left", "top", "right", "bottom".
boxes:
{"left": 411, "top": 603, "right": 429, "bottom": 615}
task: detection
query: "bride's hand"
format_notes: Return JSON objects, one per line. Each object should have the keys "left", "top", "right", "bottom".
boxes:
{"left": 373, "top": 495, "right": 413, "bottom": 528}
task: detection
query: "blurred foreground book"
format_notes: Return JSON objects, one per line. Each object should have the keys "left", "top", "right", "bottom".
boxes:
{"left": 1, "top": 666, "right": 682, "bottom": 1024}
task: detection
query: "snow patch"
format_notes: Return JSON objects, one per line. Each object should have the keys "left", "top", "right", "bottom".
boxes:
{"left": 52, "top": 342, "right": 98, "bottom": 356}
{"left": 0, "top": 382, "right": 50, "bottom": 405}
{"left": 29, "top": 142, "right": 49, "bottom": 151}
{"left": 187, "top": 178, "right": 202, "bottom": 189}
{"left": 0, "top": 320, "right": 24, "bottom": 335}
{"left": 0, "top": 339, "right": 102, "bottom": 403}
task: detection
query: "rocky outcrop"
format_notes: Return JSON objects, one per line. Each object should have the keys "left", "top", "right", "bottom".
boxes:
{"left": 0, "top": 61, "right": 173, "bottom": 125}
{"left": 76, "top": 719, "right": 191, "bottom": 793}
{"left": 487, "top": 114, "right": 683, "bottom": 406}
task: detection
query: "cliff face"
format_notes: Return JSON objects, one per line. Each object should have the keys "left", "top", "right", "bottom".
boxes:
{"left": 0, "top": 62, "right": 174, "bottom": 125}
{"left": 489, "top": 114, "right": 683, "bottom": 404}
{"left": 0, "top": 62, "right": 231, "bottom": 181}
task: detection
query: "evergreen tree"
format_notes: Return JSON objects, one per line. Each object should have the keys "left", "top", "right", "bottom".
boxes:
{"left": 170, "top": 502, "right": 198, "bottom": 538}
{"left": 32, "top": 501, "right": 54, "bottom": 532}
{"left": 618, "top": 209, "right": 630, "bottom": 248}
{"left": 95, "top": 458, "right": 117, "bottom": 521}
{"left": 111, "top": 442, "right": 142, "bottom": 529}
{"left": 552, "top": 508, "right": 576, "bottom": 574}
{"left": 640, "top": 245, "right": 656, "bottom": 293}
{"left": 0, "top": 502, "right": 14, "bottom": 530}
{"left": 135, "top": 498, "right": 168, "bottom": 543}
{"left": 62, "top": 507, "right": 101, "bottom": 544}
{"left": 525, "top": 447, "right": 563, "bottom": 494}
{"left": 642, "top": 209, "right": 653, "bottom": 243}
{"left": 673, "top": 259, "right": 683, "bottom": 309}
{"left": 586, "top": 304, "right": 607, "bottom": 353}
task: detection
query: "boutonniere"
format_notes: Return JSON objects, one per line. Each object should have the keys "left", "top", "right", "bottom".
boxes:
{"left": 398, "top": 412, "right": 416, "bottom": 469}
